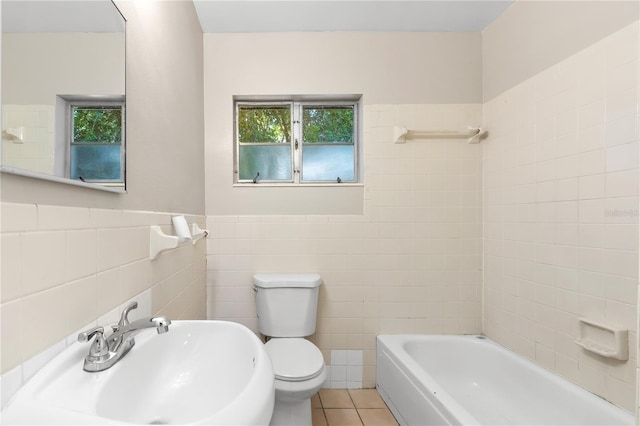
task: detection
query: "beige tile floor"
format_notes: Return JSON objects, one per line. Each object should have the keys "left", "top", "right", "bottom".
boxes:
{"left": 312, "top": 389, "right": 399, "bottom": 426}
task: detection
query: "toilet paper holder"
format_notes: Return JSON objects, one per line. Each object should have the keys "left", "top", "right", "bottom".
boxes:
{"left": 149, "top": 218, "right": 209, "bottom": 260}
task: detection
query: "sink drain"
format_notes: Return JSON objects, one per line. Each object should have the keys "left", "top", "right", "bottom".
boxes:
{"left": 148, "top": 419, "right": 168, "bottom": 425}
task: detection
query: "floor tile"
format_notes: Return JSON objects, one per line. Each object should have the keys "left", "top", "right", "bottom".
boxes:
{"left": 358, "top": 409, "right": 398, "bottom": 426}
{"left": 324, "top": 409, "right": 363, "bottom": 426}
{"left": 319, "top": 389, "right": 355, "bottom": 409}
{"left": 313, "top": 408, "right": 328, "bottom": 426}
{"left": 312, "top": 393, "right": 322, "bottom": 408}
{"left": 348, "top": 389, "right": 387, "bottom": 409}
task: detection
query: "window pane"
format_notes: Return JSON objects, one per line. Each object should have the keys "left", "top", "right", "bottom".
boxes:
{"left": 70, "top": 144, "right": 121, "bottom": 180}
{"left": 73, "top": 106, "right": 122, "bottom": 143}
{"left": 239, "top": 145, "right": 292, "bottom": 181}
{"left": 302, "top": 145, "right": 354, "bottom": 181}
{"left": 238, "top": 105, "right": 291, "bottom": 143}
{"left": 303, "top": 106, "right": 354, "bottom": 143}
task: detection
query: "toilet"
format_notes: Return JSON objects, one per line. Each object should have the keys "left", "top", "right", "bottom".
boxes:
{"left": 253, "top": 273, "right": 327, "bottom": 426}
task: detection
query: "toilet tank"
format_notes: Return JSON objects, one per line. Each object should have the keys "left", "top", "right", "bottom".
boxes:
{"left": 253, "top": 273, "right": 322, "bottom": 337}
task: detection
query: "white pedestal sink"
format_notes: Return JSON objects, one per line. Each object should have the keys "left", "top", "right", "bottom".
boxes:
{"left": 2, "top": 321, "right": 275, "bottom": 425}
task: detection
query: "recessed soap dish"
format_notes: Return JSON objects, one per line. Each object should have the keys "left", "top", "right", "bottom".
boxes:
{"left": 575, "top": 318, "right": 628, "bottom": 361}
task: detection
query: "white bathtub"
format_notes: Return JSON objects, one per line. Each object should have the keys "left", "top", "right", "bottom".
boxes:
{"left": 377, "top": 335, "right": 634, "bottom": 426}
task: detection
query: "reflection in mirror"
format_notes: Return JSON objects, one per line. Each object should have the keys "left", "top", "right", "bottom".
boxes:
{"left": 1, "top": 0, "right": 126, "bottom": 191}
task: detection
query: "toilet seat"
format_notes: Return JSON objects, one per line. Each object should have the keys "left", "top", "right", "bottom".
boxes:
{"left": 265, "top": 338, "right": 324, "bottom": 382}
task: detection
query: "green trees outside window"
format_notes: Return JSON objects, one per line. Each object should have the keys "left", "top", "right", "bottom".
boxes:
{"left": 236, "top": 101, "right": 357, "bottom": 183}
{"left": 303, "top": 106, "right": 354, "bottom": 143}
{"left": 70, "top": 104, "right": 124, "bottom": 183}
{"left": 73, "top": 106, "right": 122, "bottom": 143}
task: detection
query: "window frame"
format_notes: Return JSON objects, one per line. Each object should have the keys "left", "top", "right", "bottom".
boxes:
{"left": 235, "top": 101, "right": 295, "bottom": 184}
{"left": 234, "top": 99, "right": 359, "bottom": 185}
{"left": 66, "top": 99, "right": 125, "bottom": 186}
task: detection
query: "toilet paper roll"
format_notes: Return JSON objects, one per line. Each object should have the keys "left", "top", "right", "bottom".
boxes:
{"left": 172, "top": 215, "right": 192, "bottom": 242}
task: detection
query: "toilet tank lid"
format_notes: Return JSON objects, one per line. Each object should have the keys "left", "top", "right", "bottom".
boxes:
{"left": 253, "top": 273, "right": 322, "bottom": 288}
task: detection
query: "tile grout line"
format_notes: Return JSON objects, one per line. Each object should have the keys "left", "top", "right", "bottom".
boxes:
{"left": 349, "top": 390, "right": 366, "bottom": 426}
{"left": 320, "top": 396, "right": 329, "bottom": 426}
{"left": 346, "top": 390, "right": 361, "bottom": 426}
{"left": 316, "top": 389, "right": 399, "bottom": 426}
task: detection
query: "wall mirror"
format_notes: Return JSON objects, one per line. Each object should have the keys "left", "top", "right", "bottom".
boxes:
{"left": 1, "top": 0, "right": 126, "bottom": 192}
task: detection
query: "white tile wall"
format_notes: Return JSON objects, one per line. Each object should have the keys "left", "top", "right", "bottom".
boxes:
{"left": 0, "top": 202, "right": 207, "bottom": 407}
{"left": 1, "top": 105, "right": 55, "bottom": 175}
{"left": 0, "top": 289, "right": 151, "bottom": 408}
{"left": 207, "top": 103, "right": 484, "bottom": 387}
{"left": 324, "top": 349, "right": 364, "bottom": 389}
{"left": 483, "top": 23, "right": 639, "bottom": 412}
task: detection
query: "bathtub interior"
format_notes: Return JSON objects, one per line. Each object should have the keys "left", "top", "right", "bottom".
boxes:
{"left": 377, "top": 335, "right": 635, "bottom": 426}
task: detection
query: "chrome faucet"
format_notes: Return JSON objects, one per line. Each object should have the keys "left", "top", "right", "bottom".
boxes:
{"left": 78, "top": 301, "right": 171, "bottom": 372}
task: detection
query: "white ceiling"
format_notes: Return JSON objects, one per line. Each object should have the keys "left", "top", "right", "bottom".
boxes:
{"left": 2, "top": 1, "right": 514, "bottom": 34}
{"left": 2, "top": 1, "right": 125, "bottom": 33}
{"left": 193, "top": 0, "right": 515, "bottom": 33}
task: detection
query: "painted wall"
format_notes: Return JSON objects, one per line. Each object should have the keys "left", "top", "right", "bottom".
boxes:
{"left": 482, "top": 19, "right": 639, "bottom": 411}
{"left": 0, "top": 0, "right": 207, "bottom": 407}
{"left": 204, "top": 32, "right": 482, "bottom": 216}
{"left": 482, "top": 0, "right": 639, "bottom": 102}
{"left": 1, "top": 0, "right": 206, "bottom": 215}
{"left": 2, "top": 33, "right": 124, "bottom": 105}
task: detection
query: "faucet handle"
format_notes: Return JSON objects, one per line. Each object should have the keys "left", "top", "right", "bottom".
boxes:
{"left": 78, "top": 325, "right": 104, "bottom": 342}
{"left": 78, "top": 326, "right": 108, "bottom": 358}
{"left": 118, "top": 301, "right": 138, "bottom": 328}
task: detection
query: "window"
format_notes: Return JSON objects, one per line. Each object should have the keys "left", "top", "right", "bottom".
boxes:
{"left": 58, "top": 97, "right": 125, "bottom": 187}
{"left": 70, "top": 102, "right": 124, "bottom": 185}
{"left": 235, "top": 99, "right": 358, "bottom": 184}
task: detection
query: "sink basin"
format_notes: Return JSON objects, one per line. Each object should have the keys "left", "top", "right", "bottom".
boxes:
{"left": 2, "top": 321, "right": 275, "bottom": 425}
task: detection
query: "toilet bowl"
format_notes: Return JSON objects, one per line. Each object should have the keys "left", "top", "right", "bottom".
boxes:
{"left": 265, "top": 338, "right": 327, "bottom": 425}
{"left": 253, "top": 274, "right": 325, "bottom": 426}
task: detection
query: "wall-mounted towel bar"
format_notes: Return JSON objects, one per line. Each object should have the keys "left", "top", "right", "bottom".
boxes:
{"left": 393, "top": 126, "right": 485, "bottom": 144}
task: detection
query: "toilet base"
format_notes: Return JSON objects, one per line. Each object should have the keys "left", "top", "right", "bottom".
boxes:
{"left": 269, "top": 367, "right": 327, "bottom": 426}
{"left": 270, "top": 397, "right": 312, "bottom": 426}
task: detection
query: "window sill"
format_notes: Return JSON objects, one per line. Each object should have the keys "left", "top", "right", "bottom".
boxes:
{"left": 233, "top": 183, "right": 364, "bottom": 188}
